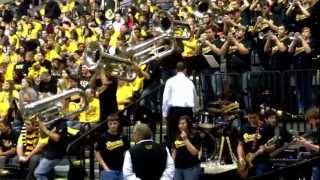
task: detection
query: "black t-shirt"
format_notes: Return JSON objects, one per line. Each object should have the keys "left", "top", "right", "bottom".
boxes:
{"left": 38, "top": 78, "right": 58, "bottom": 94}
{"left": 226, "top": 39, "right": 252, "bottom": 73}
{"left": 267, "top": 37, "right": 291, "bottom": 70}
{"left": 40, "top": 60, "right": 52, "bottom": 71}
{"left": 95, "top": 132, "right": 130, "bottom": 171}
{"left": 78, "top": 75, "right": 91, "bottom": 90}
{"left": 174, "top": 132, "right": 201, "bottom": 169}
{"left": 13, "top": 61, "right": 32, "bottom": 84}
{"left": 239, "top": 124, "right": 274, "bottom": 163}
{"left": 291, "top": 40, "right": 314, "bottom": 69}
{"left": 143, "top": 61, "right": 161, "bottom": 88}
{"left": 98, "top": 76, "right": 118, "bottom": 120}
{"left": 0, "top": 129, "right": 19, "bottom": 153}
{"left": 43, "top": 119, "right": 68, "bottom": 159}
{"left": 201, "top": 38, "right": 224, "bottom": 65}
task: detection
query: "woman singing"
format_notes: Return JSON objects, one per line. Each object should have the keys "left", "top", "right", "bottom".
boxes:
{"left": 172, "top": 115, "right": 201, "bottom": 180}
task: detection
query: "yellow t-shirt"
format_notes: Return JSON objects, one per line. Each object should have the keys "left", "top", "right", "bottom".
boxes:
{"left": 109, "top": 31, "right": 120, "bottom": 48}
{"left": 116, "top": 84, "right": 134, "bottom": 110}
{"left": 79, "top": 98, "right": 100, "bottom": 123}
{"left": 4, "top": 63, "right": 15, "bottom": 81}
{"left": 45, "top": 49, "right": 60, "bottom": 62}
{"left": 182, "top": 36, "right": 198, "bottom": 57}
{"left": 0, "top": 102, "right": 9, "bottom": 118}
{"left": 9, "top": 34, "right": 20, "bottom": 49}
{"left": 9, "top": 52, "right": 19, "bottom": 64}
{"left": 67, "top": 40, "right": 78, "bottom": 53}
{"left": 21, "top": 22, "right": 29, "bottom": 38}
{"left": 0, "top": 91, "right": 19, "bottom": 104}
{"left": 132, "top": 76, "right": 144, "bottom": 94}
{"left": 67, "top": 101, "right": 81, "bottom": 113}
{"left": 28, "top": 66, "right": 48, "bottom": 80}
{"left": 33, "top": 21, "right": 43, "bottom": 32}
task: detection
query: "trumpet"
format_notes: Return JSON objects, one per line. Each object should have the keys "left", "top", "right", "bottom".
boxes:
{"left": 21, "top": 88, "right": 88, "bottom": 126}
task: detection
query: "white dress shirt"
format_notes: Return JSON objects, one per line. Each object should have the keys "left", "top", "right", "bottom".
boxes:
{"left": 122, "top": 139, "right": 175, "bottom": 180}
{"left": 162, "top": 72, "right": 197, "bottom": 118}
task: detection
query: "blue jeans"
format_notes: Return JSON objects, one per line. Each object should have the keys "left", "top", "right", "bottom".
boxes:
{"left": 175, "top": 164, "right": 201, "bottom": 180}
{"left": 34, "top": 158, "right": 61, "bottom": 180}
{"left": 101, "top": 170, "right": 123, "bottom": 180}
{"left": 312, "top": 165, "right": 320, "bottom": 180}
{"left": 250, "top": 162, "right": 271, "bottom": 177}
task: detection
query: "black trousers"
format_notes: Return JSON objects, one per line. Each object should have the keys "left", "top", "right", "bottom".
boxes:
{"left": 166, "top": 106, "right": 193, "bottom": 148}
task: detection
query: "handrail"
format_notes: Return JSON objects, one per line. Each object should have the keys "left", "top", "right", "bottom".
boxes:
{"left": 66, "top": 82, "right": 165, "bottom": 156}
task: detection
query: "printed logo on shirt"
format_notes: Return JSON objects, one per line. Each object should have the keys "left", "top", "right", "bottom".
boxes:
{"left": 106, "top": 140, "right": 124, "bottom": 151}
{"left": 174, "top": 140, "right": 185, "bottom": 149}
{"left": 243, "top": 133, "right": 261, "bottom": 143}
{"left": 2, "top": 139, "right": 13, "bottom": 148}
{"left": 144, "top": 144, "right": 153, "bottom": 150}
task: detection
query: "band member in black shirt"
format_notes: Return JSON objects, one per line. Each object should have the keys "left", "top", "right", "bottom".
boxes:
{"left": 237, "top": 110, "right": 274, "bottom": 178}
{"left": 34, "top": 119, "right": 68, "bottom": 180}
{"left": 263, "top": 26, "right": 290, "bottom": 70}
{"left": 96, "top": 114, "right": 130, "bottom": 180}
{"left": 297, "top": 107, "right": 320, "bottom": 180}
{"left": 288, "top": 27, "right": 313, "bottom": 113}
{"left": 173, "top": 115, "right": 201, "bottom": 180}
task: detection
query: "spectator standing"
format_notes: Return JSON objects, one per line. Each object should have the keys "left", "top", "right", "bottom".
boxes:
{"left": 95, "top": 113, "right": 130, "bottom": 180}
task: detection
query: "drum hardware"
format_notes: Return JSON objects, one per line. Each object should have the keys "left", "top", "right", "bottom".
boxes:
{"left": 198, "top": 111, "right": 215, "bottom": 129}
{"left": 201, "top": 135, "right": 237, "bottom": 174}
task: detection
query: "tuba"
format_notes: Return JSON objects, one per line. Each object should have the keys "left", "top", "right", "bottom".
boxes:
{"left": 84, "top": 41, "right": 137, "bottom": 81}
{"left": 155, "top": 10, "right": 191, "bottom": 40}
{"left": 193, "top": 0, "right": 211, "bottom": 18}
{"left": 125, "top": 33, "right": 176, "bottom": 65}
{"left": 21, "top": 88, "right": 88, "bottom": 126}
{"left": 197, "top": 0, "right": 210, "bottom": 14}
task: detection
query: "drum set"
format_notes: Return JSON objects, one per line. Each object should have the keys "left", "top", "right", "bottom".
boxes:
{"left": 195, "top": 100, "right": 241, "bottom": 174}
